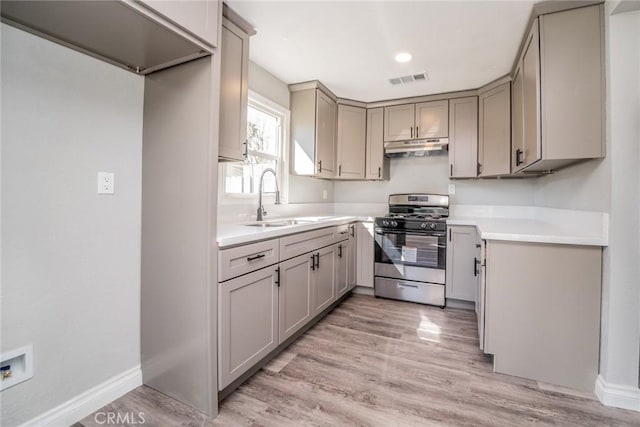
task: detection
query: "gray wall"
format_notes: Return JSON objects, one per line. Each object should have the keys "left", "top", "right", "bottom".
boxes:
{"left": 334, "top": 155, "right": 536, "bottom": 205}
{"left": 1, "top": 24, "right": 144, "bottom": 426}
{"left": 247, "top": 61, "right": 334, "bottom": 204}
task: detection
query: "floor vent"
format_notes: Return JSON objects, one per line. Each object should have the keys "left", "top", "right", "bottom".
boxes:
{"left": 389, "top": 72, "right": 429, "bottom": 85}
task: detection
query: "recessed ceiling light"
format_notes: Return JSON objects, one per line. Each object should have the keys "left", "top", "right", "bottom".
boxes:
{"left": 395, "top": 52, "right": 412, "bottom": 63}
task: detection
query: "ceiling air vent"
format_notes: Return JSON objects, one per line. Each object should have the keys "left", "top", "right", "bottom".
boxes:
{"left": 388, "top": 72, "right": 429, "bottom": 85}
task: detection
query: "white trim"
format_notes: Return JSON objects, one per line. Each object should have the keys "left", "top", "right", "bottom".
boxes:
{"left": 595, "top": 375, "right": 640, "bottom": 412}
{"left": 352, "top": 286, "right": 375, "bottom": 296}
{"left": 19, "top": 365, "right": 142, "bottom": 427}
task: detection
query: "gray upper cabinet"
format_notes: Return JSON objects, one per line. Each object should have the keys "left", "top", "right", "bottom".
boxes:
{"left": 448, "top": 97, "right": 478, "bottom": 178}
{"left": 365, "top": 108, "right": 389, "bottom": 180}
{"left": 479, "top": 82, "right": 511, "bottom": 177}
{"left": 384, "top": 100, "right": 449, "bottom": 142}
{"left": 415, "top": 100, "right": 449, "bottom": 139}
{"left": 445, "top": 226, "right": 479, "bottom": 302}
{"left": 138, "top": 0, "right": 219, "bottom": 48}
{"left": 336, "top": 104, "right": 366, "bottom": 179}
{"left": 219, "top": 16, "right": 251, "bottom": 161}
{"left": 512, "top": 4, "right": 604, "bottom": 173}
{"left": 383, "top": 104, "right": 415, "bottom": 142}
{"left": 218, "top": 266, "right": 279, "bottom": 390}
{"left": 290, "top": 87, "right": 337, "bottom": 178}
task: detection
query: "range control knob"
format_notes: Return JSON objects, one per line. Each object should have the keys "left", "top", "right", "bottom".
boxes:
{"left": 420, "top": 223, "right": 428, "bottom": 229}
{"left": 430, "top": 223, "right": 437, "bottom": 230}
{"left": 382, "top": 220, "right": 390, "bottom": 227}
{"left": 390, "top": 221, "right": 398, "bottom": 227}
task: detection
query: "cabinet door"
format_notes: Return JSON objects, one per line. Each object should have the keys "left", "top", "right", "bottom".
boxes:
{"left": 315, "top": 90, "right": 336, "bottom": 177}
{"left": 365, "top": 108, "right": 385, "bottom": 180}
{"left": 219, "top": 266, "right": 278, "bottom": 389}
{"left": 384, "top": 104, "right": 415, "bottom": 142}
{"left": 445, "top": 226, "right": 478, "bottom": 302}
{"left": 448, "top": 97, "right": 478, "bottom": 178}
{"left": 477, "top": 240, "right": 487, "bottom": 352}
{"left": 219, "top": 18, "right": 249, "bottom": 161}
{"left": 140, "top": 0, "right": 219, "bottom": 48}
{"left": 336, "top": 243, "right": 349, "bottom": 297}
{"left": 511, "top": 65, "right": 524, "bottom": 172}
{"left": 336, "top": 105, "right": 366, "bottom": 179}
{"left": 520, "top": 21, "right": 542, "bottom": 171}
{"left": 279, "top": 253, "right": 313, "bottom": 343}
{"left": 312, "top": 245, "right": 337, "bottom": 315}
{"left": 348, "top": 223, "right": 357, "bottom": 289}
{"left": 415, "top": 100, "right": 449, "bottom": 139}
{"left": 356, "top": 222, "right": 374, "bottom": 288}
{"left": 479, "top": 83, "right": 511, "bottom": 177}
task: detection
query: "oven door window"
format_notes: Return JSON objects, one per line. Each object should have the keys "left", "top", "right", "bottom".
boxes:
{"left": 375, "top": 230, "right": 445, "bottom": 269}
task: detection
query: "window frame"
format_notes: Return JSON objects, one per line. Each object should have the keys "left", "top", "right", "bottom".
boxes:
{"left": 221, "top": 90, "right": 290, "bottom": 204}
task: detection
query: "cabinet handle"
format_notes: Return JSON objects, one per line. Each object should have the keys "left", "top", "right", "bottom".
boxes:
{"left": 338, "top": 165, "right": 342, "bottom": 176}
{"left": 243, "top": 140, "right": 248, "bottom": 159}
{"left": 338, "top": 244, "right": 343, "bottom": 258}
{"left": 416, "top": 126, "right": 419, "bottom": 138}
{"left": 449, "top": 228, "right": 452, "bottom": 242}
{"left": 247, "top": 253, "right": 266, "bottom": 261}
{"left": 516, "top": 149, "right": 524, "bottom": 166}
{"left": 339, "top": 231, "right": 348, "bottom": 235}
{"left": 473, "top": 257, "right": 480, "bottom": 277}
{"left": 477, "top": 163, "right": 482, "bottom": 176}
{"left": 410, "top": 127, "right": 413, "bottom": 138}
{"left": 378, "top": 167, "right": 381, "bottom": 178}
{"left": 315, "top": 253, "right": 320, "bottom": 269}
{"left": 318, "top": 160, "right": 322, "bottom": 173}
{"left": 310, "top": 254, "right": 316, "bottom": 271}
{"left": 350, "top": 225, "right": 355, "bottom": 237}
{"left": 275, "top": 267, "right": 280, "bottom": 287}
{"left": 450, "top": 164, "right": 453, "bottom": 176}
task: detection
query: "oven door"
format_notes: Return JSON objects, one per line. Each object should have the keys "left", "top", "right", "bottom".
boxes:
{"left": 374, "top": 228, "right": 446, "bottom": 284}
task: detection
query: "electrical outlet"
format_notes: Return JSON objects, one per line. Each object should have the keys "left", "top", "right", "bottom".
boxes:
{"left": 448, "top": 184, "right": 456, "bottom": 195}
{"left": 322, "top": 189, "right": 328, "bottom": 200}
{"left": 98, "top": 172, "right": 115, "bottom": 195}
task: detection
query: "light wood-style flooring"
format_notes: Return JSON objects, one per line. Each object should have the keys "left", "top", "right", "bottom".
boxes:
{"left": 78, "top": 294, "right": 640, "bottom": 426}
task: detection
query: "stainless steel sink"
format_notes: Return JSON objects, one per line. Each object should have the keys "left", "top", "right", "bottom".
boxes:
{"left": 245, "top": 219, "right": 314, "bottom": 227}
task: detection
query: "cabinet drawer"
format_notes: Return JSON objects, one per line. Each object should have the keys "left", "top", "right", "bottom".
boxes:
{"left": 280, "top": 227, "right": 337, "bottom": 261}
{"left": 219, "top": 239, "right": 279, "bottom": 282}
{"left": 336, "top": 224, "right": 350, "bottom": 241}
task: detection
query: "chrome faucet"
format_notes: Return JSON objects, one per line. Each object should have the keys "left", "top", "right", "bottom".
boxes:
{"left": 256, "top": 168, "right": 281, "bottom": 221}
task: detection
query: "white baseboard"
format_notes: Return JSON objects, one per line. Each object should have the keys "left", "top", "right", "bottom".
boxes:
{"left": 20, "top": 365, "right": 142, "bottom": 427}
{"left": 595, "top": 374, "right": 640, "bottom": 412}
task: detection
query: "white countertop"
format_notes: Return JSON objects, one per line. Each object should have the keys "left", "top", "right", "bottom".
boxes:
{"left": 216, "top": 205, "right": 608, "bottom": 248}
{"left": 217, "top": 216, "right": 370, "bottom": 248}
{"left": 447, "top": 205, "right": 608, "bottom": 246}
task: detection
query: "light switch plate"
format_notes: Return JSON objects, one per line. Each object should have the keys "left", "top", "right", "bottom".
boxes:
{"left": 98, "top": 172, "right": 115, "bottom": 195}
{"left": 448, "top": 184, "right": 456, "bottom": 195}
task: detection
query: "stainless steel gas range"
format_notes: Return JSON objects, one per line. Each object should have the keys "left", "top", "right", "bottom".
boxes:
{"left": 374, "top": 193, "right": 449, "bottom": 307}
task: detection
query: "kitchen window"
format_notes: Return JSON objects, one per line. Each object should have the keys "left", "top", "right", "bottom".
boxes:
{"left": 223, "top": 92, "right": 289, "bottom": 200}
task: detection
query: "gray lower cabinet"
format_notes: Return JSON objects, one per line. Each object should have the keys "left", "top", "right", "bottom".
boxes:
{"left": 347, "top": 223, "right": 357, "bottom": 290}
{"left": 445, "top": 226, "right": 479, "bottom": 302}
{"left": 336, "top": 241, "right": 349, "bottom": 297}
{"left": 312, "top": 245, "right": 337, "bottom": 316}
{"left": 218, "top": 266, "right": 279, "bottom": 390}
{"left": 278, "top": 253, "right": 314, "bottom": 344}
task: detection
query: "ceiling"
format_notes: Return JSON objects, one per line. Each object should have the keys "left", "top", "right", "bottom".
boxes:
{"left": 226, "top": 0, "right": 535, "bottom": 102}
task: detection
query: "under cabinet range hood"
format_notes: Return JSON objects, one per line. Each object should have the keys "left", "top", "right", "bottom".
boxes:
{"left": 384, "top": 138, "right": 449, "bottom": 157}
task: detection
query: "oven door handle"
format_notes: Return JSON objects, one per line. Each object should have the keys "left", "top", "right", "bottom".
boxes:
{"left": 396, "top": 283, "right": 419, "bottom": 289}
{"left": 375, "top": 229, "right": 446, "bottom": 237}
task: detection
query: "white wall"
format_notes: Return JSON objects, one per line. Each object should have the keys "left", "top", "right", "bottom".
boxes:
{"left": 1, "top": 24, "right": 144, "bottom": 426}
{"left": 334, "top": 155, "right": 536, "bottom": 206}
